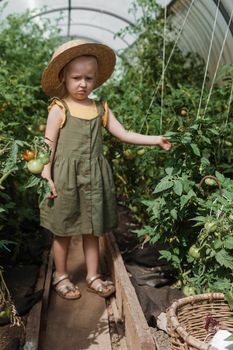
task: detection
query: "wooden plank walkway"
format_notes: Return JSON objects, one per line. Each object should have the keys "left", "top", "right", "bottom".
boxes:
{"left": 24, "top": 230, "right": 156, "bottom": 350}
{"left": 40, "top": 236, "right": 112, "bottom": 350}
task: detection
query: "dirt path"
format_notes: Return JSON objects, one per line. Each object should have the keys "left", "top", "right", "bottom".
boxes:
{"left": 41, "top": 236, "right": 112, "bottom": 350}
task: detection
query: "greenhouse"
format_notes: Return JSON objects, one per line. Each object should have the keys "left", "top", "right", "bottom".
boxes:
{"left": 0, "top": 0, "right": 233, "bottom": 349}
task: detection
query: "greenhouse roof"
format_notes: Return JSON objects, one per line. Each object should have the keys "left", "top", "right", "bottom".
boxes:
{"left": 0, "top": 0, "right": 232, "bottom": 77}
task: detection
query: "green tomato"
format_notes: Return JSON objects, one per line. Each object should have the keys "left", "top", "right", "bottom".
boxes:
{"left": 27, "top": 159, "right": 44, "bottom": 174}
{"left": 0, "top": 311, "right": 7, "bottom": 318}
{"left": 0, "top": 307, "right": 10, "bottom": 318}
{"left": 188, "top": 245, "right": 200, "bottom": 259}
{"left": 123, "top": 149, "right": 135, "bottom": 160}
{"left": 204, "top": 222, "right": 217, "bottom": 233}
{"left": 204, "top": 178, "right": 216, "bottom": 186}
{"left": 137, "top": 148, "right": 146, "bottom": 156}
{"left": 224, "top": 140, "right": 232, "bottom": 147}
{"left": 38, "top": 152, "right": 50, "bottom": 165}
{"left": 183, "top": 286, "right": 196, "bottom": 296}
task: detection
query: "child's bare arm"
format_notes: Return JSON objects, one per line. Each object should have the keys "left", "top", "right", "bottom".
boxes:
{"left": 106, "top": 109, "right": 172, "bottom": 150}
{"left": 41, "top": 105, "right": 63, "bottom": 197}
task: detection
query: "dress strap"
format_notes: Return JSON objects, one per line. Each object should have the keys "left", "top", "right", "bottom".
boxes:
{"left": 48, "top": 97, "right": 70, "bottom": 114}
{"left": 48, "top": 97, "right": 71, "bottom": 128}
{"left": 97, "top": 98, "right": 108, "bottom": 127}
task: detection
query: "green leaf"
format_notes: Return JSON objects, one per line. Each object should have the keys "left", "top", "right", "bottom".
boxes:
{"left": 173, "top": 181, "right": 183, "bottom": 196}
{"left": 215, "top": 171, "right": 225, "bottom": 183}
{"left": 170, "top": 208, "right": 177, "bottom": 220}
{"left": 224, "top": 236, "right": 233, "bottom": 250}
{"left": 25, "top": 175, "right": 41, "bottom": 188}
{"left": 133, "top": 225, "right": 156, "bottom": 237}
{"left": 190, "top": 143, "right": 201, "bottom": 157}
{"left": 180, "top": 190, "right": 196, "bottom": 209}
{"left": 215, "top": 250, "right": 233, "bottom": 268}
{"left": 159, "top": 250, "right": 172, "bottom": 261}
{"left": 214, "top": 239, "right": 222, "bottom": 250}
{"left": 201, "top": 157, "right": 210, "bottom": 166}
{"left": 38, "top": 179, "right": 51, "bottom": 208}
{"left": 153, "top": 180, "right": 173, "bottom": 193}
{"left": 165, "top": 167, "right": 173, "bottom": 176}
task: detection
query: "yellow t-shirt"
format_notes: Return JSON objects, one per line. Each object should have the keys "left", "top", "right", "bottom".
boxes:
{"left": 48, "top": 98, "right": 108, "bottom": 128}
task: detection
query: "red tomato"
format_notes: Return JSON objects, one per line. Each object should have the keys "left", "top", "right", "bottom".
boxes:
{"left": 22, "top": 149, "right": 35, "bottom": 161}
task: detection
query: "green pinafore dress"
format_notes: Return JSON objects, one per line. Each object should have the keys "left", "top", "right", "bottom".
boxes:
{"left": 40, "top": 99, "right": 118, "bottom": 237}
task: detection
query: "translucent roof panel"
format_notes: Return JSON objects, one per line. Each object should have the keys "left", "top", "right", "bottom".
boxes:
{"left": 170, "top": 0, "right": 233, "bottom": 79}
{"left": 0, "top": 0, "right": 142, "bottom": 52}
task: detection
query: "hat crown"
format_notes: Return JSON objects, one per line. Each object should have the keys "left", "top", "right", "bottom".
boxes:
{"left": 51, "top": 39, "right": 90, "bottom": 60}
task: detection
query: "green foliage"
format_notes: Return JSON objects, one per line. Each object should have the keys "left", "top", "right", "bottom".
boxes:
{"left": 100, "top": 0, "right": 233, "bottom": 296}
{"left": 0, "top": 7, "right": 60, "bottom": 257}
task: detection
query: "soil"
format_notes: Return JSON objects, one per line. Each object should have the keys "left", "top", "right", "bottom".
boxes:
{"left": 0, "top": 231, "right": 51, "bottom": 350}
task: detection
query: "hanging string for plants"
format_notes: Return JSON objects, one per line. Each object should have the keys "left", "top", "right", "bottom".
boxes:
{"left": 160, "top": 2, "right": 167, "bottom": 134}
{"left": 140, "top": 0, "right": 196, "bottom": 132}
{"left": 196, "top": 0, "right": 221, "bottom": 120}
{"left": 141, "top": 0, "right": 233, "bottom": 134}
{"left": 202, "top": 8, "right": 233, "bottom": 119}
{"left": 225, "top": 78, "right": 233, "bottom": 126}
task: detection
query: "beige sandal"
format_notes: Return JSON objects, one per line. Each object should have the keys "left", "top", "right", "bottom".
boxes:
{"left": 52, "top": 273, "right": 81, "bottom": 300}
{"left": 86, "top": 274, "right": 115, "bottom": 298}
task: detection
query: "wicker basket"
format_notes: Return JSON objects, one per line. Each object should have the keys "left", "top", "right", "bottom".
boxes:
{"left": 166, "top": 293, "right": 233, "bottom": 350}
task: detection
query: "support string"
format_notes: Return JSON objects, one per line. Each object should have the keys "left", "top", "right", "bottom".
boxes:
{"left": 196, "top": 0, "right": 221, "bottom": 119}
{"left": 225, "top": 79, "right": 233, "bottom": 126}
{"left": 140, "top": 0, "right": 196, "bottom": 132}
{"left": 202, "top": 8, "right": 233, "bottom": 119}
{"left": 160, "top": 3, "right": 167, "bottom": 134}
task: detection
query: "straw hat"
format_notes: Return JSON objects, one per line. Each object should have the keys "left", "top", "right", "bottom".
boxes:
{"left": 41, "top": 39, "right": 116, "bottom": 97}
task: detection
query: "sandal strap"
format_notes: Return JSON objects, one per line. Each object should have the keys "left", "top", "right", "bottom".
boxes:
{"left": 102, "top": 280, "right": 114, "bottom": 287}
{"left": 86, "top": 274, "right": 102, "bottom": 286}
{"left": 52, "top": 273, "right": 69, "bottom": 286}
{"left": 55, "top": 283, "right": 79, "bottom": 296}
{"left": 95, "top": 280, "right": 114, "bottom": 292}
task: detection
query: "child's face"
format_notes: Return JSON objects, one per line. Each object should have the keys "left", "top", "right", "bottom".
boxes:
{"left": 63, "top": 56, "right": 97, "bottom": 100}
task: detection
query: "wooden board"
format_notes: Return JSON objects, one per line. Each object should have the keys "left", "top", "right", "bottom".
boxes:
{"left": 23, "top": 247, "right": 53, "bottom": 350}
{"left": 102, "top": 232, "right": 156, "bottom": 350}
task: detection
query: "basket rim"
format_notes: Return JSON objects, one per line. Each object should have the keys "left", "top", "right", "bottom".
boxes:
{"left": 167, "top": 293, "right": 225, "bottom": 350}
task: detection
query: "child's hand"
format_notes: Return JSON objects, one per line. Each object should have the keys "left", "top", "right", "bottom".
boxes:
{"left": 155, "top": 136, "right": 173, "bottom": 150}
{"left": 47, "top": 178, "right": 57, "bottom": 199}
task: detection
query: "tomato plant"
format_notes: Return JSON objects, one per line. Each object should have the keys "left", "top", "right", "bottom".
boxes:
{"left": 100, "top": 0, "right": 233, "bottom": 298}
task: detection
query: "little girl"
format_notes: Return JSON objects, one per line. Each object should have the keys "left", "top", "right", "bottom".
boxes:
{"left": 40, "top": 39, "right": 172, "bottom": 300}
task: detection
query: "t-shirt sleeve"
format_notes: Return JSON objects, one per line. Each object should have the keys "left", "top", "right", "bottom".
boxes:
{"left": 102, "top": 101, "right": 109, "bottom": 127}
{"left": 48, "top": 98, "right": 66, "bottom": 128}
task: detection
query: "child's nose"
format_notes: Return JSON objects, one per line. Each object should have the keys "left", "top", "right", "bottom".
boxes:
{"left": 80, "top": 79, "right": 87, "bottom": 87}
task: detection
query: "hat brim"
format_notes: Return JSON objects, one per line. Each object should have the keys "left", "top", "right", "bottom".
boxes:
{"left": 41, "top": 42, "right": 116, "bottom": 97}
